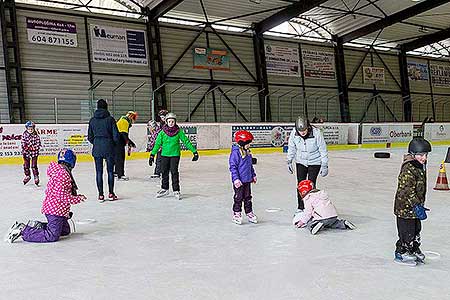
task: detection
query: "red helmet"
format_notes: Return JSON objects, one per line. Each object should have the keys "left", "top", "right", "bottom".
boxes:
{"left": 298, "top": 180, "right": 313, "bottom": 197}
{"left": 234, "top": 130, "right": 254, "bottom": 146}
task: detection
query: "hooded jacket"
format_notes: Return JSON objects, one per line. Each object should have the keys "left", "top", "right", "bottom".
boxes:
{"left": 41, "top": 162, "right": 84, "bottom": 218}
{"left": 287, "top": 127, "right": 328, "bottom": 167}
{"left": 21, "top": 130, "right": 41, "bottom": 158}
{"left": 394, "top": 154, "right": 427, "bottom": 219}
{"left": 88, "top": 108, "right": 119, "bottom": 158}
{"left": 295, "top": 190, "right": 338, "bottom": 225}
{"left": 229, "top": 145, "right": 256, "bottom": 183}
{"left": 150, "top": 126, "right": 196, "bottom": 157}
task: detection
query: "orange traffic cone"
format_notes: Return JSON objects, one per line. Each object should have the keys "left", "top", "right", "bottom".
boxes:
{"left": 434, "top": 161, "right": 449, "bottom": 191}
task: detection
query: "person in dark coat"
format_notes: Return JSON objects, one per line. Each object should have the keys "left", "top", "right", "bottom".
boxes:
{"left": 88, "top": 99, "right": 120, "bottom": 201}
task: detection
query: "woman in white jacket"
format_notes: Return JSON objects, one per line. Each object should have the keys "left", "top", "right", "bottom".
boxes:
{"left": 287, "top": 115, "right": 328, "bottom": 210}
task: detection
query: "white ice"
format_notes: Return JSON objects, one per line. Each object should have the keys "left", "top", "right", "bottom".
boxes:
{"left": 1, "top": 147, "right": 450, "bottom": 300}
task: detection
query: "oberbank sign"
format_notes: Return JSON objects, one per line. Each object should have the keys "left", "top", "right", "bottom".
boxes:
{"left": 362, "top": 124, "right": 413, "bottom": 143}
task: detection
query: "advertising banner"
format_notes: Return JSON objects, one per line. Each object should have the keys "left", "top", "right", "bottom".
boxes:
{"left": 302, "top": 49, "right": 335, "bottom": 80}
{"left": 265, "top": 45, "right": 300, "bottom": 77}
{"left": 361, "top": 124, "right": 413, "bottom": 143}
{"left": 363, "top": 67, "right": 385, "bottom": 84}
{"left": 424, "top": 123, "right": 450, "bottom": 141}
{"left": 408, "top": 61, "right": 429, "bottom": 81}
{"left": 193, "top": 47, "right": 230, "bottom": 71}
{"left": 26, "top": 17, "right": 77, "bottom": 47}
{"left": 90, "top": 24, "right": 147, "bottom": 65}
{"left": 430, "top": 64, "right": 450, "bottom": 88}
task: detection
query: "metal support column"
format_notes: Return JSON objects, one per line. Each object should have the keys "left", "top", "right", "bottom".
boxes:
{"left": 398, "top": 46, "right": 412, "bottom": 122}
{"left": 0, "top": 0, "right": 25, "bottom": 123}
{"left": 333, "top": 36, "right": 351, "bottom": 122}
{"left": 252, "top": 29, "right": 271, "bottom": 121}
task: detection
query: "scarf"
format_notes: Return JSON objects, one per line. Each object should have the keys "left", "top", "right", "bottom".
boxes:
{"left": 163, "top": 124, "right": 180, "bottom": 137}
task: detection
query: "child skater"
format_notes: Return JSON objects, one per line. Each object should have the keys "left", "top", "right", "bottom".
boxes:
{"left": 229, "top": 130, "right": 258, "bottom": 225}
{"left": 4, "top": 149, "right": 86, "bottom": 243}
{"left": 147, "top": 119, "right": 162, "bottom": 178}
{"left": 21, "top": 121, "right": 41, "bottom": 185}
{"left": 149, "top": 113, "right": 198, "bottom": 200}
{"left": 293, "top": 179, "right": 355, "bottom": 234}
{"left": 393, "top": 138, "right": 432, "bottom": 265}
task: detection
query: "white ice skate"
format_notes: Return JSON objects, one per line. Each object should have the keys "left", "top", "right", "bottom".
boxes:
{"left": 246, "top": 212, "right": 258, "bottom": 224}
{"left": 344, "top": 220, "right": 356, "bottom": 230}
{"left": 4, "top": 222, "right": 25, "bottom": 243}
{"left": 233, "top": 212, "right": 242, "bottom": 225}
{"left": 394, "top": 252, "right": 417, "bottom": 266}
{"left": 156, "top": 189, "right": 169, "bottom": 198}
{"left": 173, "top": 191, "right": 182, "bottom": 200}
{"left": 311, "top": 222, "right": 324, "bottom": 235}
{"left": 414, "top": 249, "right": 425, "bottom": 263}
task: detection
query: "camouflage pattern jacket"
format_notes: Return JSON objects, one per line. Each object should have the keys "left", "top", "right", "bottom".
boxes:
{"left": 394, "top": 154, "right": 426, "bottom": 219}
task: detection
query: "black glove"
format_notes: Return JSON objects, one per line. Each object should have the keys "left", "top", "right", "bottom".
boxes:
{"left": 192, "top": 152, "right": 199, "bottom": 161}
{"left": 149, "top": 154, "right": 155, "bottom": 166}
{"left": 128, "top": 140, "right": 136, "bottom": 148}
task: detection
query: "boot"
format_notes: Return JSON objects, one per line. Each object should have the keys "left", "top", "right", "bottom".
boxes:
{"left": 23, "top": 176, "right": 31, "bottom": 185}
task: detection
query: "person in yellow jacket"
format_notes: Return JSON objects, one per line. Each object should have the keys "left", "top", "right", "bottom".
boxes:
{"left": 114, "top": 111, "right": 137, "bottom": 181}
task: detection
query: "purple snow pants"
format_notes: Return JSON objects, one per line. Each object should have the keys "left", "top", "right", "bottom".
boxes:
{"left": 233, "top": 182, "right": 253, "bottom": 214}
{"left": 22, "top": 214, "right": 70, "bottom": 243}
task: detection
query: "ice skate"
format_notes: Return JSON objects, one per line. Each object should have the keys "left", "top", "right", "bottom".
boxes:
{"left": 23, "top": 175, "right": 31, "bottom": 185}
{"left": 117, "top": 176, "right": 129, "bottom": 181}
{"left": 150, "top": 174, "right": 160, "bottom": 179}
{"left": 4, "top": 222, "right": 25, "bottom": 243}
{"left": 233, "top": 212, "right": 242, "bottom": 225}
{"left": 173, "top": 191, "right": 182, "bottom": 200}
{"left": 311, "top": 222, "right": 324, "bottom": 235}
{"left": 414, "top": 248, "right": 426, "bottom": 263}
{"left": 34, "top": 175, "right": 40, "bottom": 186}
{"left": 246, "top": 212, "right": 258, "bottom": 224}
{"left": 394, "top": 252, "right": 417, "bottom": 266}
{"left": 344, "top": 220, "right": 356, "bottom": 230}
{"left": 156, "top": 189, "right": 169, "bottom": 198}
{"left": 108, "top": 193, "right": 118, "bottom": 201}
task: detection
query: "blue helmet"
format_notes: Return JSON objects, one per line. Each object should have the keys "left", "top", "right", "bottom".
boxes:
{"left": 57, "top": 148, "right": 77, "bottom": 169}
{"left": 25, "top": 121, "right": 35, "bottom": 128}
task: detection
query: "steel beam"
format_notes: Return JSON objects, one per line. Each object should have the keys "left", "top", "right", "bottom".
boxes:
{"left": 254, "top": 0, "right": 328, "bottom": 33}
{"left": 333, "top": 36, "right": 351, "bottom": 122}
{"left": 252, "top": 30, "right": 271, "bottom": 121}
{"left": 402, "top": 27, "right": 450, "bottom": 52}
{"left": 341, "top": 0, "right": 450, "bottom": 43}
{"left": 398, "top": 47, "right": 412, "bottom": 121}
{"left": 147, "top": 0, "right": 184, "bottom": 21}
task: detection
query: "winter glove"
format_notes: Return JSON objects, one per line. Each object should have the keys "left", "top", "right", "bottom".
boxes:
{"left": 192, "top": 152, "right": 199, "bottom": 161}
{"left": 149, "top": 154, "right": 155, "bottom": 166}
{"left": 252, "top": 177, "right": 257, "bottom": 184}
{"left": 414, "top": 204, "right": 430, "bottom": 220}
{"left": 233, "top": 179, "right": 243, "bottom": 188}
{"left": 320, "top": 165, "right": 328, "bottom": 177}
{"left": 287, "top": 162, "right": 294, "bottom": 174}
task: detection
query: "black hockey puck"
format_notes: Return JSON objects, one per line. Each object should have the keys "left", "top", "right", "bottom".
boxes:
{"left": 374, "top": 152, "right": 391, "bottom": 159}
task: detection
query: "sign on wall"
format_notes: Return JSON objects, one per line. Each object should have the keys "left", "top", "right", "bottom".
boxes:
{"left": 361, "top": 124, "right": 413, "bottom": 144}
{"left": 193, "top": 48, "right": 230, "bottom": 71}
{"left": 26, "top": 17, "right": 77, "bottom": 47}
{"left": 265, "top": 45, "right": 300, "bottom": 77}
{"left": 430, "top": 64, "right": 450, "bottom": 88}
{"left": 90, "top": 24, "right": 147, "bottom": 65}
{"left": 302, "top": 49, "right": 335, "bottom": 80}
{"left": 407, "top": 61, "right": 429, "bottom": 81}
{"left": 363, "top": 67, "right": 385, "bottom": 84}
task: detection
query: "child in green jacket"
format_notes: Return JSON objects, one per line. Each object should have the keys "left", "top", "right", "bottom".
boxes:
{"left": 149, "top": 112, "right": 199, "bottom": 200}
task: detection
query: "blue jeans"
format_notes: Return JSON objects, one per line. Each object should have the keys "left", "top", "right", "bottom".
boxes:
{"left": 94, "top": 156, "right": 115, "bottom": 195}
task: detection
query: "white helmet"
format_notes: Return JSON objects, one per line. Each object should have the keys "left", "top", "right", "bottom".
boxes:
{"left": 165, "top": 112, "right": 177, "bottom": 120}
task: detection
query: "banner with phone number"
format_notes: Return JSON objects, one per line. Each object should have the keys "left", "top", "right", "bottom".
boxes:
{"left": 26, "top": 17, "right": 77, "bottom": 47}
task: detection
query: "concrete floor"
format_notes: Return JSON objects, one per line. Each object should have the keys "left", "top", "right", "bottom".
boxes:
{"left": 1, "top": 146, "right": 449, "bottom": 300}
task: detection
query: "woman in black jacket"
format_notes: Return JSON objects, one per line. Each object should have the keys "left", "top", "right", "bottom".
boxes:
{"left": 88, "top": 99, "right": 120, "bottom": 201}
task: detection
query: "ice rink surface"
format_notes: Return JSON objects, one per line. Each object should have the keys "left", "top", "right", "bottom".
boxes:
{"left": 1, "top": 147, "right": 450, "bottom": 300}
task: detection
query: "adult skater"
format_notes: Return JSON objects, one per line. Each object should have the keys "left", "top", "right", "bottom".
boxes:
{"left": 21, "top": 121, "right": 41, "bottom": 185}
{"left": 115, "top": 111, "right": 138, "bottom": 181}
{"left": 394, "top": 138, "right": 432, "bottom": 265}
{"left": 88, "top": 99, "right": 120, "bottom": 201}
{"left": 149, "top": 113, "right": 198, "bottom": 200}
{"left": 5, "top": 149, "right": 86, "bottom": 243}
{"left": 287, "top": 115, "right": 328, "bottom": 211}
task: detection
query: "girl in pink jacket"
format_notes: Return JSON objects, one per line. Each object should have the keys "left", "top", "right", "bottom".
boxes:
{"left": 292, "top": 180, "right": 356, "bottom": 235}
{"left": 21, "top": 121, "right": 41, "bottom": 185}
{"left": 5, "top": 149, "right": 86, "bottom": 243}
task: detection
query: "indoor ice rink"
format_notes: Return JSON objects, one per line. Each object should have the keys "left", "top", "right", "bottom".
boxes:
{"left": 2, "top": 0, "right": 450, "bottom": 299}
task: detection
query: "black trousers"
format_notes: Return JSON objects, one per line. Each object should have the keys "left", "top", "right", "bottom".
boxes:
{"left": 233, "top": 182, "right": 252, "bottom": 213}
{"left": 114, "top": 143, "right": 126, "bottom": 177}
{"left": 161, "top": 156, "right": 180, "bottom": 191}
{"left": 296, "top": 163, "right": 321, "bottom": 209}
{"left": 154, "top": 150, "right": 162, "bottom": 176}
{"left": 395, "top": 217, "right": 422, "bottom": 254}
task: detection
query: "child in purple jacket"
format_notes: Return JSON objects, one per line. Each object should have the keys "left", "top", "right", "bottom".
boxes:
{"left": 21, "top": 121, "right": 41, "bottom": 185}
{"left": 229, "top": 130, "right": 257, "bottom": 225}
